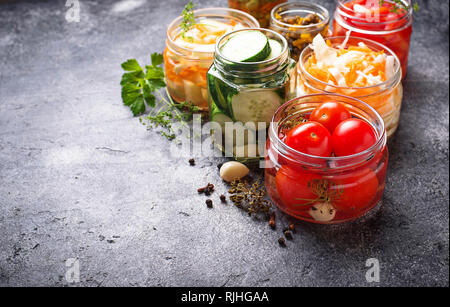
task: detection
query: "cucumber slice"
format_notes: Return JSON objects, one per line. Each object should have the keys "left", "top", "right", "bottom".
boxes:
{"left": 207, "top": 73, "right": 225, "bottom": 111}
{"left": 221, "top": 30, "right": 271, "bottom": 63}
{"left": 228, "top": 90, "right": 284, "bottom": 127}
{"left": 211, "top": 105, "right": 232, "bottom": 131}
{"left": 266, "top": 39, "right": 283, "bottom": 60}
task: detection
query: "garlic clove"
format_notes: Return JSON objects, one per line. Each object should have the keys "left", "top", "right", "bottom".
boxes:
{"left": 219, "top": 161, "right": 249, "bottom": 182}
{"left": 309, "top": 202, "right": 336, "bottom": 223}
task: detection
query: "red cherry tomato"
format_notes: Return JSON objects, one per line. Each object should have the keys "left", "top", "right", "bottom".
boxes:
{"left": 332, "top": 118, "right": 377, "bottom": 156}
{"left": 275, "top": 166, "right": 322, "bottom": 210}
{"left": 330, "top": 168, "right": 379, "bottom": 213}
{"left": 285, "top": 122, "right": 332, "bottom": 157}
{"left": 309, "top": 101, "right": 352, "bottom": 133}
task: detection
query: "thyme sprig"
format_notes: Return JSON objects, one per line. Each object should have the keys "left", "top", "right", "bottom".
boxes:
{"left": 181, "top": 1, "right": 196, "bottom": 41}
{"left": 140, "top": 88, "right": 199, "bottom": 141}
{"left": 379, "top": 0, "right": 419, "bottom": 13}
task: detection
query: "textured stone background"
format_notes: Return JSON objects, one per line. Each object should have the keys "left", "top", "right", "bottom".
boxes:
{"left": 0, "top": 0, "right": 448, "bottom": 287}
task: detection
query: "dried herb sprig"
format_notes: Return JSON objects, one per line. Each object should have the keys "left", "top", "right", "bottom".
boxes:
{"left": 294, "top": 179, "right": 344, "bottom": 207}
{"left": 228, "top": 178, "right": 272, "bottom": 217}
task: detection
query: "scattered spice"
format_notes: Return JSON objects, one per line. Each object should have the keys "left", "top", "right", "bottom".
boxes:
{"left": 228, "top": 178, "right": 272, "bottom": 217}
{"left": 289, "top": 222, "right": 296, "bottom": 232}
{"left": 269, "top": 214, "right": 276, "bottom": 229}
{"left": 198, "top": 183, "right": 215, "bottom": 196}
{"left": 206, "top": 199, "right": 213, "bottom": 208}
{"left": 189, "top": 158, "right": 195, "bottom": 166}
{"left": 278, "top": 237, "right": 286, "bottom": 247}
{"left": 284, "top": 230, "right": 293, "bottom": 240}
{"left": 220, "top": 194, "right": 227, "bottom": 203}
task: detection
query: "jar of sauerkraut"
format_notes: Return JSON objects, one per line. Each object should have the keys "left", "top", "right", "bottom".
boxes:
{"left": 296, "top": 35, "right": 403, "bottom": 137}
{"left": 164, "top": 8, "right": 259, "bottom": 110}
{"left": 333, "top": 0, "right": 413, "bottom": 79}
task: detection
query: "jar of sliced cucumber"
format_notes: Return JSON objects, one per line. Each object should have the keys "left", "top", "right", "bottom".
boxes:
{"left": 207, "top": 29, "right": 296, "bottom": 162}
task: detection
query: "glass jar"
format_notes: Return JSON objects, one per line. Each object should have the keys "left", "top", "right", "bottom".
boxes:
{"left": 265, "top": 94, "right": 388, "bottom": 224}
{"left": 164, "top": 8, "right": 259, "bottom": 111}
{"left": 269, "top": 1, "right": 330, "bottom": 61}
{"left": 296, "top": 36, "right": 403, "bottom": 137}
{"left": 207, "top": 28, "right": 296, "bottom": 161}
{"left": 228, "top": 0, "right": 288, "bottom": 28}
{"left": 333, "top": 0, "right": 413, "bottom": 79}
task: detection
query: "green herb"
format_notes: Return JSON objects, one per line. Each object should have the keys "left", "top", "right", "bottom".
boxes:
{"left": 379, "top": 0, "right": 419, "bottom": 13}
{"left": 120, "top": 53, "right": 199, "bottom": 141}
{"left": 120, "top": 53, "right": 165, "bottom": 116}
{"left": 181, "top": 1, "right": 196, "bottom": 41}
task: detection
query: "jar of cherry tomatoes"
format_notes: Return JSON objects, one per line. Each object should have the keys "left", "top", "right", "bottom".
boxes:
{"left": 333, "top": 0, "right": 413, "bottom": 79}
{"left": 228, "top": 0, "right": 287, "bottom": 28}
{"left": 265, "top": 94, "right": 388, "bottom": 224}
{"left": 164, "top": 8, "right": 259, "bottom": 110}
{"left": 297, "top": 36, "right": 403, "bottom": 137}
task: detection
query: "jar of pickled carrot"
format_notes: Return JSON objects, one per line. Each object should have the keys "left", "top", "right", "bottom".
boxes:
{"left": 269, "top": 1, "right": 330, "bottom": 61}
{"left": 164, "top": 8, "right": 259, "bottom": 111}
{"left": 333, "top": 0, "right": 413, "bottom": 79}
{"left": 228, "top": 0, "right": 287, "bottom": 28}
{"left": 296, "top": 35, "right": 403, "bottom": 137}
{"left": 265, "top": 94, "right": 388, "bottom": 224}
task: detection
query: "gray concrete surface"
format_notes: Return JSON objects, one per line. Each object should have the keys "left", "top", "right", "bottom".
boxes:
{"left": 0, "top": 0, "right": 448, "bottom": 287}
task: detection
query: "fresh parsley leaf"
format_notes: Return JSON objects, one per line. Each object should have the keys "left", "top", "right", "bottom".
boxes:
{"left": 121, "top": 59, "right": 142, "bottom": 72}
{"left": 120, "top": 71, "right": 145, "bottom": 86}
{"left": 151, "top": 53, "right": 164, "bottom": 66}
{"left": 130, "top": 96, "right": 146, "bottom": 116}
{"left": 143, "top": 83, "right": 156, "bottom": 107}
{"left": 146, "top": 66, "right": 165, "bottom": 80}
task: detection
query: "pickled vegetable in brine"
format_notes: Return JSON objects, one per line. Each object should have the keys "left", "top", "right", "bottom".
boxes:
{"left": 165, "top": 14, "right": 252, "bottom": 110}
{"left": 229, "top": 0, "right": 287, "bottom": 28}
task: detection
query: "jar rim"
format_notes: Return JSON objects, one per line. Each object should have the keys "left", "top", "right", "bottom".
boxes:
{"left": 298, "top": 35, "right": 402, "bottom": 93}
{"left": 166, "top": 7, "right": 259, "bottom": 56}
{"left": 336, "top": 0, "right": 412, "bottom": 29}
{"left": 269, "top": 93, "right": 386, "bottom": 165}
{"left": 270, "top": 1, "right": 330, "bottom": 31}
{"left": 214, "top": 28, "right": 289, "bottom": 66}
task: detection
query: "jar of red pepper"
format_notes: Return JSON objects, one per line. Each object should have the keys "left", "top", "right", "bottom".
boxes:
{"left": 332, "top": 0, "right": 413, "bottom": 79}
{"left": 265, "top": 94, "right": 388, "bottom": 224}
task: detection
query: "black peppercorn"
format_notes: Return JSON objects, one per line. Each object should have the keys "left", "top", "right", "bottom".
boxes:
{"left": 206, "top": 199, "right": 213, "bottom": 208}
{"left": 284, "top": 230, "right": 293, "bottom": 240}
{"left": 278, "top": 237, "right": 286, "bottom": 247}
{"left": 220, "top": 194, "right": 226, "bottom": 203}
{"left": 189, "top": 158, "right": 195, "bottom": 166}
